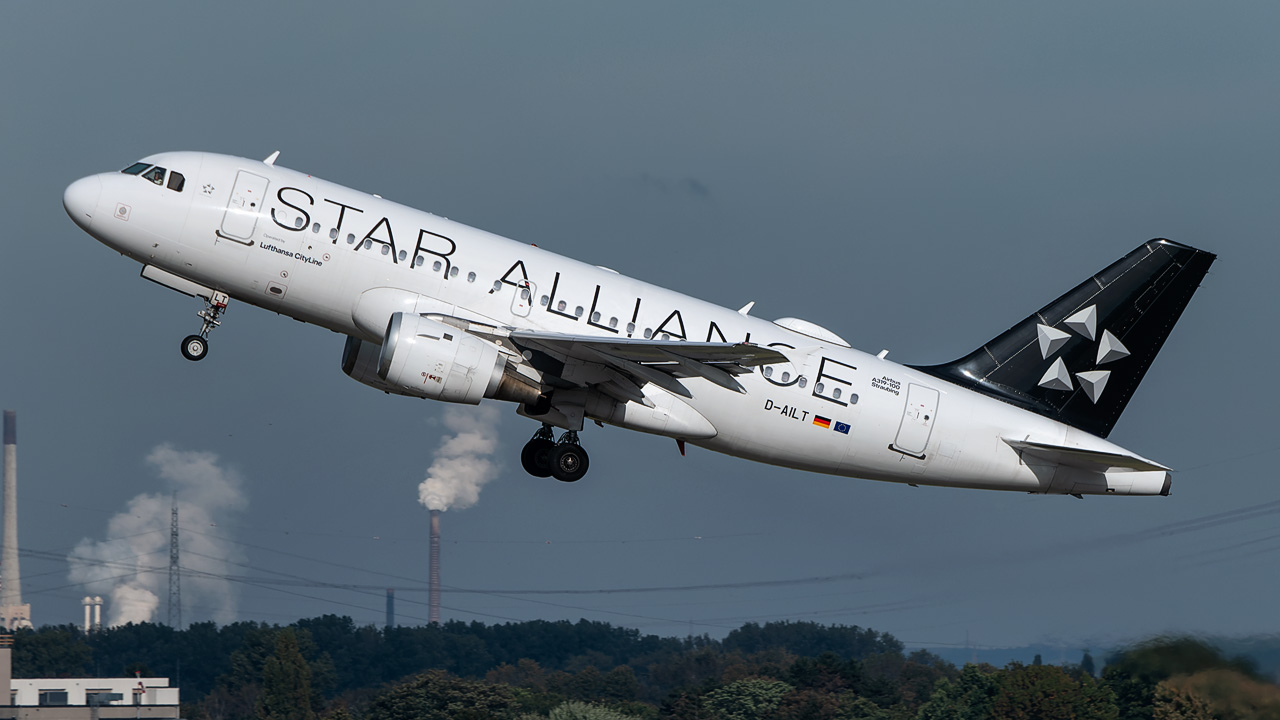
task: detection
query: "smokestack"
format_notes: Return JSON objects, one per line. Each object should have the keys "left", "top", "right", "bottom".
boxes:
{"left": 0, "top": 634, "right": 11, "bottom": 708}
{"left": 2, "top": 412, "right": 19, "bottom": 609}
{"left": 82, "top": 597, "right": 92, "bottom": 635}
{"left": 429, "top": 510, "right": 441, "bottom": 625}
{"left": 1, "top": 412, "right": 29, "bottom": 630}
{"left": 93, "top": 596, "right": 102, "bottom": 631}
{"left": 385, "top": 588, "right": 395, "bottom": 630}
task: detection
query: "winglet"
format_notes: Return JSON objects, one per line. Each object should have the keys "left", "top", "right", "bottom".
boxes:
{"left": 263, "top": 150, "right": 280, "bottom": 166}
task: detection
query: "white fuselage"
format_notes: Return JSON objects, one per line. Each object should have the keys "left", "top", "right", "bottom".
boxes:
{"left": 64, "top": 152, "right": 1171, "bottom": 496}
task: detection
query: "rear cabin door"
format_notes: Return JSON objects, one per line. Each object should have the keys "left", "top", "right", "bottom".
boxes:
{"left": 891, "top": 383, "right": 939, "bottom": 458}
{"left": 219, "top": 170, "right": 269, "bottom": 242}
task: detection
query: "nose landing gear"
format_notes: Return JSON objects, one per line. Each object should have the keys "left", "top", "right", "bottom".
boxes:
{"left": 180, "top": 291, "right": 229, "bottom": 362}
{"left": 521, "top": 424, "right": 590, "bottom": 482}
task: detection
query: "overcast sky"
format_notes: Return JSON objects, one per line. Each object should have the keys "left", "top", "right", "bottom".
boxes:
{"left": 2, "top": 2, "right": 1278, "bottom": 653}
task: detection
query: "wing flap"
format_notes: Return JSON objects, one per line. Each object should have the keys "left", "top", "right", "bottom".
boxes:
{"left": 507, "top": 330, "right": 788, "bottom": 366}
{"left": 502, "top": 329, "right": 785, "bottom": 397}
{"left": 584, "top": 347, "right": 694, "bottom": 398}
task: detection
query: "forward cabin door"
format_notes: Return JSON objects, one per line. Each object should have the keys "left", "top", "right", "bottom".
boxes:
{"left": 891, "top": 384, "right": 939, "bottom": 458}
{"left": 219, "top": 170, "right": 269, "bottom": 242}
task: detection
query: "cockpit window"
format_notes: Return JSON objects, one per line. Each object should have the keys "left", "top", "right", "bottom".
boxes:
{"left": 142, "top": 166, "right": 166, "bottom": 185}
{"left": 167, "top": 171, "right": 185, "bottom": 192}
{"left": 121, "top": 162, "right": 151, "bottom": 175}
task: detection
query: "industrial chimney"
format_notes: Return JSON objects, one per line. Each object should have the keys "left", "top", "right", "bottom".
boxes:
{"left": 82, "top": 596, "right": 92, "bottom": 634}
{"left": 428, "top": 510, "right": 441, "bottom": 625}
{"left": 92, "top": 596, "right": 102, "bottom": 632}
{"left": 0, "top": 411, "right": 31, "bottom": 630}
{"left": 385, "top": 588, "right": 395, "bottom": 630}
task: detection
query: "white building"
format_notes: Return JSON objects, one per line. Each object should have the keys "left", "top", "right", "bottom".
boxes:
{"left": 8, "top": 678, "right": 178, "bottom": 709}
{"left": 0, "top": 636, "right": 179, "bottom": 719}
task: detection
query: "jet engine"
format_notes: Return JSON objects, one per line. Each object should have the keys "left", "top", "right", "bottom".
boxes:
{"left": 379, "top": 313, "right": 504, "bottom": 404}
{"left": 342, "top": 313, "right": 543, "bottom": 406}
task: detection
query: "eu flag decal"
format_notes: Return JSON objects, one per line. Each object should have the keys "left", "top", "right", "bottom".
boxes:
{"left": 813, "top": 416, "right": 831, "bottom": 429}
{"left": 833, "top": 421, "right": 851, "bottom": 435}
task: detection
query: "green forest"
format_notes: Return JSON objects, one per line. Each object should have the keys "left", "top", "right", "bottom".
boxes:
{"left": 11, "top": 617, "right": 1280, "bottom": 720}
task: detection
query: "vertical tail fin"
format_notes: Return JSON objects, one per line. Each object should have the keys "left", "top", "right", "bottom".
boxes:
{"left": 912, "top": 239, "right": 1215, "bottom": 438}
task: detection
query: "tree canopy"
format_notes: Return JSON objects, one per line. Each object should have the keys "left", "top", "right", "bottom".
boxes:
{"left": 8, "top": 619, "right": 1280, "bottom": 719}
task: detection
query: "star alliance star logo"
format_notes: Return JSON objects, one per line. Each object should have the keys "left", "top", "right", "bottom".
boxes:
{"left": 1034, "top": 304, "right": 1130, "bottom": 403}
{"left": 202, "top": 184, "right": 215, "bottom": 195}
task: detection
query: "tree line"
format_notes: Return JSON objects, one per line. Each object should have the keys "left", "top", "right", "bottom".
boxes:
{"left": 10, "top": 617, "right": 1280, "bottom": 719}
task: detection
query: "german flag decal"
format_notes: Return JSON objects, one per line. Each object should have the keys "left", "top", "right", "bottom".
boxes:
{"left": 813, "top": 415, "right": 831, "bottom": 429}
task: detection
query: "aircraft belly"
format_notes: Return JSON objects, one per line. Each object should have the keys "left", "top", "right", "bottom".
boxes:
{"left": 690, "top": 385, "right": 855, "bottom": 474}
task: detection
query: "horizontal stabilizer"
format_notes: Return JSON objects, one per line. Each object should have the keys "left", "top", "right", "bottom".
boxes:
{"left": 1003, "top": 438, "right": 1170, "bottom": 472}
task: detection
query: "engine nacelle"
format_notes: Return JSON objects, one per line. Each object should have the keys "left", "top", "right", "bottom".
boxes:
{"left": 342, "top": 334, "right": 412, "bottom": 396}
{"left": 378, "top": 313, "right": 507, "bottom": 405}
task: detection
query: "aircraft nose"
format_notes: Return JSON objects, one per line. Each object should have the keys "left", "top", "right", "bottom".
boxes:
{"left": 63, "top": 175, "right": 102, "bottom": 230}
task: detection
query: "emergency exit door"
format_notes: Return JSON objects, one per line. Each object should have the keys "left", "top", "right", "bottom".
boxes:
{"left": 511, "top": 281, "right": 536, "bottom": 317}
{"left": 219, "top": 170, "right": 269, "bottom": 242}
{"left": 891, "top": 384, "right": 939, "bottom": 458}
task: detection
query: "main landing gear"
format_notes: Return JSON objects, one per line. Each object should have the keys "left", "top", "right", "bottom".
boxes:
{"left": 181, "top": 291, "right": 229, "bottom": 362}
{"left": 521, "top": 424, "right": 590, "bottom": 482}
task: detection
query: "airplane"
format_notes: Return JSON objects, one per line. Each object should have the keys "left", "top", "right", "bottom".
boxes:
{"left": 63, "top": 151, "right": 1214, "bottom": 495}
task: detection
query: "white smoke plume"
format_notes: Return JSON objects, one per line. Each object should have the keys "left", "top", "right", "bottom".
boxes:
{"left": 417, "top": 405, "right": 502, "bottom": 512}
{"left": 68, "top": 445, "right": 247, "bottom": 627}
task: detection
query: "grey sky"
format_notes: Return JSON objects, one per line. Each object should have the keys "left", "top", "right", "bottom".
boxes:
{"left": 1, "top": 2, "right": 1277, "bottom": 651}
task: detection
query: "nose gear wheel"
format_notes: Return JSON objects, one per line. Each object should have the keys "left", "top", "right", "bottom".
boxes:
{"left": 181, "top": 335, "right": 208, "bottom": 361}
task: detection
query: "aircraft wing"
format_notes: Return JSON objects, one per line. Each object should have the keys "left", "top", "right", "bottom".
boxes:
{"left": 1003, "top": 438, "right": 1170, "bottom": 472}
{"left": 502, "top": 329, "right": 788, "bottom": 398}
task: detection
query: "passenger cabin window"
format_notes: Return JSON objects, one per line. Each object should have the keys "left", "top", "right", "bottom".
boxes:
{"left": 167, "top": 171, "right": 185, "bottom": 192}
{"left": 142, "top": 166, "right": 166, "bottom": 185}
{"left": 121, "top": 162, "right": 150, "bottom": 175}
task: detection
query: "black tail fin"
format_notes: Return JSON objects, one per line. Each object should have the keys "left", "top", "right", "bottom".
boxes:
{"left": 912, "top": 239, "right": 1215, "bottom": 438}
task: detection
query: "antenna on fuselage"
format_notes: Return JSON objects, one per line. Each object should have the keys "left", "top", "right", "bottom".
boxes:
{"left": 737, "top": 301, "right": 755, "bottom": 316}
{"left": 263, "top": 150, "right": 280, "bottom": 166}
